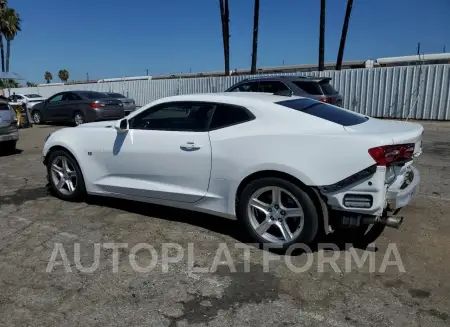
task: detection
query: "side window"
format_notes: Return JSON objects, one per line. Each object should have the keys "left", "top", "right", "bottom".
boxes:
{"left": 49, "top": 94, "right": 64, "bottom": 103}
{"left": 229, "top": 82, "right": 257, "bottom": 92}
{"left": 209, "top": 104, "right": 254, "bottom": 130}
{"left": 63, "top": 93, "right": 81, "bottom": 101}
{"left": 129, "top": 102, "right": 214, "bottom": 132}
{"left": 256, "top": 81, "right": 289, "bottom": 93}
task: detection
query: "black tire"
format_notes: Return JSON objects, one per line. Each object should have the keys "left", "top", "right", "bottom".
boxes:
{"left": 73, "top": 112, "right": 84, "bottom": 126}
{"left": 46, "top": 149, "right": 86, "bottom": 201}
{"left": 32, "top": 110, "right": 43, "bottom": 124}
{"left": 332, "top": 223, "right": 386, "bottom": 246}
{"left": 238, "top": 177, "right": 319, "bottom": 248}
{"left": 0, "top": 140, "right": 17, "bottom": 154}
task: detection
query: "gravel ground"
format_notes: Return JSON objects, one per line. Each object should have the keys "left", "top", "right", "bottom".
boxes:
{"left": 0, "top": 121, "right": 449, "bottom": 327}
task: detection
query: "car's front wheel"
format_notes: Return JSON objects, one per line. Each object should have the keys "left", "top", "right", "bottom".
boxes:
{"left": 238, "top": 177, "right": 319, "bottom": 248}
{"left": 47, "top": 150, "right": 86, "bottom": 201}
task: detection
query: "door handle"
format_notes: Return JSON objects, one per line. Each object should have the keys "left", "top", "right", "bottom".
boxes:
{"left": 180, "top": 142, "right": 201, "bottom": 151}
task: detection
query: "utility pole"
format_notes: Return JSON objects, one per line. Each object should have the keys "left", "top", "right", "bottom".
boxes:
{"left": 417, "top": 42, "right": 420, "bottom": 55}
{"left": 146, "top": 69, "right": 149, "bottom": 76}
{"left": 86, "top": 73, "right": 89, "bottom": 82}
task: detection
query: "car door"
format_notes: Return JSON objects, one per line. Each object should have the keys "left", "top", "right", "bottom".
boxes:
{"left": 60, "top": 92, "right": 83, "bottom": 121}
{"left": 96, "top": 101, "right": 214, "bottom": 203}
{"left": 44, "top": 93, "right": 65, "bottom": 121}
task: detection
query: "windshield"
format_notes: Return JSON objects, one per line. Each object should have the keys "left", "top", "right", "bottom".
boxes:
{"left": 276, "top": 98, "right": 368, "bottom": 126}
{"left": 24, "top": 94, "right": 42, "bottom": 98}
{"left": 108, "top": 93, "right": 126, "bottom": 98}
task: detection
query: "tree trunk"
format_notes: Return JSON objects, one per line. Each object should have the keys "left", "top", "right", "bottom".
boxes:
{"left": 219, "top": 0, "right": 230, "bottom": 76}
{"left": 0, "top": 36, "right": 4, "bottom": 72}
{"left": 318, "top": 0, "right": 326, "bottom": 71}
{"left": 336, "top": 0, "right": 353, "bottom": 70}
{"left": 250, "top": 0, "right": 260, "bottom": 74}
{"left": 6, "top": 39, "right": 10, "bottom": 72}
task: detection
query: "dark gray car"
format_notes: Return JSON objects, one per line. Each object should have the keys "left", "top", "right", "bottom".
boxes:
{"left": 225, "top": 76, "right": 343, "bottom": 106}
{"left": 31, "top": 91, "right": 125, "bottom": 126}
{"left": 105, "top": 92, "right": 137, "bottom": 115}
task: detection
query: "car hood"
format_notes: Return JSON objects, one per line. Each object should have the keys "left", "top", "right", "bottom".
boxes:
{"left": 77, "top": 120, "right": 118, "bottom": 128}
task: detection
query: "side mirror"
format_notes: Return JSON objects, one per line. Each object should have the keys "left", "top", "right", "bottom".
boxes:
{"left": 114, "top": 119, "right": 129, "bottom": 133}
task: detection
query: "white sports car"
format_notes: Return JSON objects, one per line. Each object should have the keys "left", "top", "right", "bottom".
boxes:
{"left": 43, "top": 93, "right": 423, "bottom": 247}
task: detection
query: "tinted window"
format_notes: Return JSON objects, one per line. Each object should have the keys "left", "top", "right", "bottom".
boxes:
{"left": 80, "top": 91, "right": 111, "bottom": 99}
{"left": 210, "top": 104, "right": 253, "bottom": 130}
{"left": 291, "top": 81, "right": 323, "bottom": 95}
{"left": 276, "top": 99, "right": 368, "bottom": 126}
{"left": 24, "top": 94, "right": 42, "bottom": 98}
{"left": 108, "top": 93, "right": 126, "bottom": 98}
{"left": 49, "top": 94, "right": 63, "bottom": 102}
{"left": 229, "top": 82, "right": 258, "bottom": 92}
{"left": 319, "top": 81, "right": 338, "bottom": 95}
{"left": 0, "top": 102, "right": 10, "bottom": 110}
{"left": 255, "top": 81, "right": 289, "bottom": 93}
{"left": 63, "top": 93, "right": 81, "bottom": 101}
{"left": 130, "top": 102, "right": 214, "bottom": 132}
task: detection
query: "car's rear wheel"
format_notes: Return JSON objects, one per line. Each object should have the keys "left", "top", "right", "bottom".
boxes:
{"left": 238, "top": 177, "right": 319, "bottom": 248}
{"left": 73, "top": 112, "right": 84, "bottom": 126}
{"left": 32, "top": 110, "right": 42, "bottom": 124}
{"left": 47, "top": 150, "right": 86, "bottom": 201}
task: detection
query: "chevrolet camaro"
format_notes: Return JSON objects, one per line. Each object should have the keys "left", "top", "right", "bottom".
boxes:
{"left": 43, "top": 93, "right": 423, "bottom": 247}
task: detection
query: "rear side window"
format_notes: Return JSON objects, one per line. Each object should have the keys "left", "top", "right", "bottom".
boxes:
{"left": 81, "top": 92, "right": 111, "bottom": 99}
{"left": 276, "top": 99, "right": 368, "bottom": 126}
{"left": 229, "top": 82, "right": 258, "bottom": 92}
{"left": 210, "top": 104, "right": 254, "bottom": 130}
{"left": 255, "top": 81, "right": 289, "bottom": 93}
{"left": 319, "top": 81, "right": 338, "bottom": 95}
{"left": 291, "top": 81, "right": 323, "bottom": 95}
{"left": 0, "top": 102, "right": 9, "bottom": 110}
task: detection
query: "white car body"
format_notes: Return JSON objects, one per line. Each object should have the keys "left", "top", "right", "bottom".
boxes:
{"left": 43, "top": 93, "right": 422, "bottom": 234}
{"left": 10, "top": 93, "right": 47, "bottom": 110}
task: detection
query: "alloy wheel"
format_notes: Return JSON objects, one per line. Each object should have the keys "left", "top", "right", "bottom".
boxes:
{"left": 74, "top": 114, "right": 84, "bottom": 125}
{"left": 247, "top": 186, "right": 304, "bottom": 244}
{"left": 33, "top": 112, "right": 41, "bottom": 124}
{"left": 50, "top": 156, "right": 78, "bottom": 196}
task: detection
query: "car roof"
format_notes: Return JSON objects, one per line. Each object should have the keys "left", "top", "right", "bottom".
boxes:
{"left": 239, "top": 75, "right": 331, "bottom": 83}
{"left": 154, "top": 92, "right": 306, "bottom": 106}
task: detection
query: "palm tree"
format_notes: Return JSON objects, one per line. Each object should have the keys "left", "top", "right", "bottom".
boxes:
{"left": 0, "top": 0, "right": 8, "bottom": 72}
{"left": 318, "top": 0, "right": 326, "bottom": 71}
{"left": 44, "top": 71, "right": 53, "bottom": 84}
{"left": 250, "top": 0, "right": 260, "bottom": 74}
{"left": 1, "top": 7, "right": 21, "bottom": 72}
{"left": 58, "top": 69, "right": 69, "bottom": 83}
{"left": 219, "top": 0, "right": 230, "bottom": 75}
{"left": 336, "top": 0, "right": 353, "bottom": 70}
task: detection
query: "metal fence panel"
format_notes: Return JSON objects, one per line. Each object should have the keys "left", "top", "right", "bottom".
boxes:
{"left": 5, "top": 64, "right": 450, "bottom": 120}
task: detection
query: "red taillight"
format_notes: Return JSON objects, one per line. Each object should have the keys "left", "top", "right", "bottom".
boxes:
{"left": 368, "top": 144, "right": 415, "bottom": 166}
{"left": 90, "top": 103, "right": 104, "bottom": 109}
{"left": 319, "top": 97, "right": 331, "bottom": 103}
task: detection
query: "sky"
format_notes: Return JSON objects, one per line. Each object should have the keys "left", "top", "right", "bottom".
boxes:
{"left": 9, "top": 0, "right": 450, "bottom": 84}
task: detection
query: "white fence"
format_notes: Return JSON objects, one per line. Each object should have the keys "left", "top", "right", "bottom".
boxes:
{"left": 6, "top": 64, "right": 450, "bottom": 120}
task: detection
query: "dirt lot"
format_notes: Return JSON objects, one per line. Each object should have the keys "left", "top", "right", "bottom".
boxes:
{"left": 0, "top": 122, "right": 449, "bottom": 327}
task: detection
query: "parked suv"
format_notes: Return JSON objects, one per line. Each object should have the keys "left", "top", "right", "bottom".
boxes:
{"left": 0, "top": 99, "right": 19, "bottom": 153}
{"left": 225, "top": 76, "right": 343, "bottom": 106}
